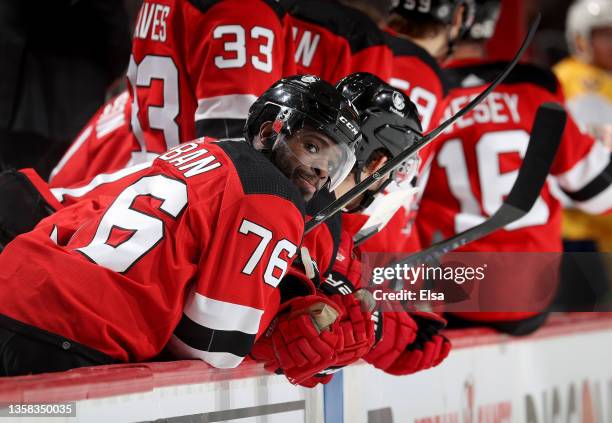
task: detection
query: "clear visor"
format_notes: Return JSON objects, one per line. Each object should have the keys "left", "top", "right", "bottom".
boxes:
{"left": 272, "top": 129, "right": 356, "bottom": 192}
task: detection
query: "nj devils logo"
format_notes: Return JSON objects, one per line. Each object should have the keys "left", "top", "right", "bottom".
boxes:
{"left": 392, "top": 91, "right": 405, "bottom": 111}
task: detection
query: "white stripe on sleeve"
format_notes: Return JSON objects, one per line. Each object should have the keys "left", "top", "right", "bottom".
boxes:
{"left": 184, "top": 291, "right": 264, "bottom": 335}
{"left": 50, "top": 161, "right": 152, "bottom": 202}
{"left": 556, "top": 141, "right": 610, "bottom": 193}
{"left": 195, "top": 94, "right": 258, "bottom": 121}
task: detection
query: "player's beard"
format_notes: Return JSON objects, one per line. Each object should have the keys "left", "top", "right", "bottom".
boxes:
{"left": 271, "top": 148, "right": 321, "bottom": 201}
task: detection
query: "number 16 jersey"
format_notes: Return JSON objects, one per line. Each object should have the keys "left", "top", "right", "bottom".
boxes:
{"left": 416, "top": 60, "right": 612, "bottom": 252}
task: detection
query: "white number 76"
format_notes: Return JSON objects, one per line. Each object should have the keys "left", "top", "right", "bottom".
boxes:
{"left": 238, "top": 219, "right": 297, "bottom": 288}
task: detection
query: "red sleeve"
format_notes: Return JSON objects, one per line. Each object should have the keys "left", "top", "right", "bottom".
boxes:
{"left": 169, "top": 192, "right": 304, "bottom": 368}
{"left": 301, "top": 218, "right": 336, "bottom": 276}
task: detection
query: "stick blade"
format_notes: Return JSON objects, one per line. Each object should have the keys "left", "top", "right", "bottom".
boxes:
{"left": 505, "top": 102, "right": 566, "bottom": 212}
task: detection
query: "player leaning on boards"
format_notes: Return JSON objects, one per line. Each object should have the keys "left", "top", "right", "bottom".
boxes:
{"left": 416, "top": 0, "right": 612, "bottom": 334}
{"left": 0, "top": 76, "right": 361, "bottom": 377}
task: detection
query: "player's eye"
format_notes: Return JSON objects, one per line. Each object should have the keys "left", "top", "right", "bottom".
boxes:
{"left": 304, "top": 142, "right": 319, "bottom": 154}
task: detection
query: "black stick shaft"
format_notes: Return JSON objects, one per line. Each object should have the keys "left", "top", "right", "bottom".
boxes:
{"left": 385, "top": 103, "right": 567, "bottom": 272}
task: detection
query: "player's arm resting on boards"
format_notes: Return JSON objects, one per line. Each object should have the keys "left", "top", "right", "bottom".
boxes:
{"left": 168, "top": 191, "right": 306, "bottom": 369}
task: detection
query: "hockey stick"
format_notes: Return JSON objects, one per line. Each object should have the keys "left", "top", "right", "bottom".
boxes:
{"left": 305, "top": 13, "right": 542, "bottom": 235}
{"left": 384, "top": 102, "right": 567, "bottom": 279}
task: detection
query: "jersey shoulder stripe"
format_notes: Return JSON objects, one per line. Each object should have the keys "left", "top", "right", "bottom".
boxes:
{"left": 285, "top": 0, "right": 386, "bottom": 53}
{"left": 217, "top": 140, "right": 305, "bottom": 215}
{"left": 187, "top": 0, "right": 287, "bottom": 22}
{"left": 446, "top": 62, "right": 559, "bottom": 95}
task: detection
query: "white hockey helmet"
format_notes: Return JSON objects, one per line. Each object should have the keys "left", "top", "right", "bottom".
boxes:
{"left": 566, "top": 0, "right": 612, "bottom": 54}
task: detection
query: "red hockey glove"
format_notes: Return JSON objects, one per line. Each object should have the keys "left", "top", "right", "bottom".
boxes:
{"left": 363, "top": 302, "right": 418, "bottom": 370}
{"left": 250, "top": 295, "right": 344, "bottom": 386}
{"left": 385, "top": 312, "right": 451, "bottom": 376}
{"left": 326, "top": 292, "right": 375, "bottom": 366}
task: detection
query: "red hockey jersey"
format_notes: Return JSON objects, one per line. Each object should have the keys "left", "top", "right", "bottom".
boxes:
{"left": 284, "top": 0, "right": 393, "bottom": 83}
{"left": 130, "top": 0, "right": 296, "bottom": 152}
{"left": 416, "top": 59, "right": 612, "bottom": 252}
{"left": 0, "top": 140, "right": 305, "bottom": 367}
{"left": 50, "top": 0, "right": 296, "bottom": 188}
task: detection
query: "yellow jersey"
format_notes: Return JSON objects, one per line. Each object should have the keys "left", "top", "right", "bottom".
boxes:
{"left": 554, "top": 57, "right": 612, "bottom": 252}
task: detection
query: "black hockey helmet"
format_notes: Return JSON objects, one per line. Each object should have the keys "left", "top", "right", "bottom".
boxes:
{"left": 336, "top": 72, "right": 422, "bottom": 210}
{"left": 246, "top": 75, "right": 362, "bottom": 190}
{"left": 392, "top": 0, "right": 476, "bottom": 39}
{"left": 464, "top": 0, "right": 501, "bottom": 41}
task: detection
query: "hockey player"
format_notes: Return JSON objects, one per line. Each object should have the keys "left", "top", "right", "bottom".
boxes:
{"left": 251, "top": 74, "right": 451, "bottom": 386}
{"left": 49, "top": 0, "right": 297, "bottom": 187}
{"left": 343, "top": 0, "right": 473, "bottom": 256}
{"left": 554, "top": 0, "right": 612, "bottom": 277}
{"left": 0, "top": 76, "right": 362, "bottom": 377}
{"left": 334, "top": 73, "right": 451, "bottom": 377}
{"left": 415, "top": 0, "right": 612, "bottom": 334}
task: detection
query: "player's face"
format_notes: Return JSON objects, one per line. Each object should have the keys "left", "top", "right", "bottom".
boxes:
{"left": 276, "top": 128, "right": 341, "bottom": 201}
{"left": 591, "top": 26, "right": 612, "bottom": 71}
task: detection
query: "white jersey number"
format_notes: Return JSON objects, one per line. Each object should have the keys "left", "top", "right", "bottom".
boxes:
{"left": 402, "top": 0, "right": 432, "bottom": 13}
{"left": 77, "top": 175, "right": 188, "bottom": 272}
{"left": 214, "top": 25, "right": 275, "bottom": 73}
{"left": 127, "top": 55, "right": 180, "bottom": 158}
{"left": 238, "top": 219, "right": 297, "bottom": 288}
{"left": 437, "top": 130, "right": 550, "bottom": 233}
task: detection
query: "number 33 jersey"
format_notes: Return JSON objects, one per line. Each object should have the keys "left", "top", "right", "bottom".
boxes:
{"left": 129, "top": 0, "right": 295, "bottom": 155}
{"left": 416, "top": 60, "right": 612, "bottom": 252}
{"left": 0, "top": 140, "right": 305, "bottom": 367}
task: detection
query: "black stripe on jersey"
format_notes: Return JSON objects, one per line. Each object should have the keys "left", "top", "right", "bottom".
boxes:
{"left": 445, "top": 62, "right": 559, "bottom": 95}
{"left": 383, "top": 32, "right": 452, "bottom": 96}
{"left": 217, "top": 140, "right": 306, "bottom": 216}
{"left": 174, "top": 313, "right": 255, "bottom": 357}
{"left": 195, "top": 118, "right": 246, "bottom": 140}
{"left": 283, "top": 0, "right": 387, "bottom": 53}
{"left": 188, "top": 0, "right": 287, "bottom": 22}
{"left": 562, "top": 156, "right": 612, "bottom": 202}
